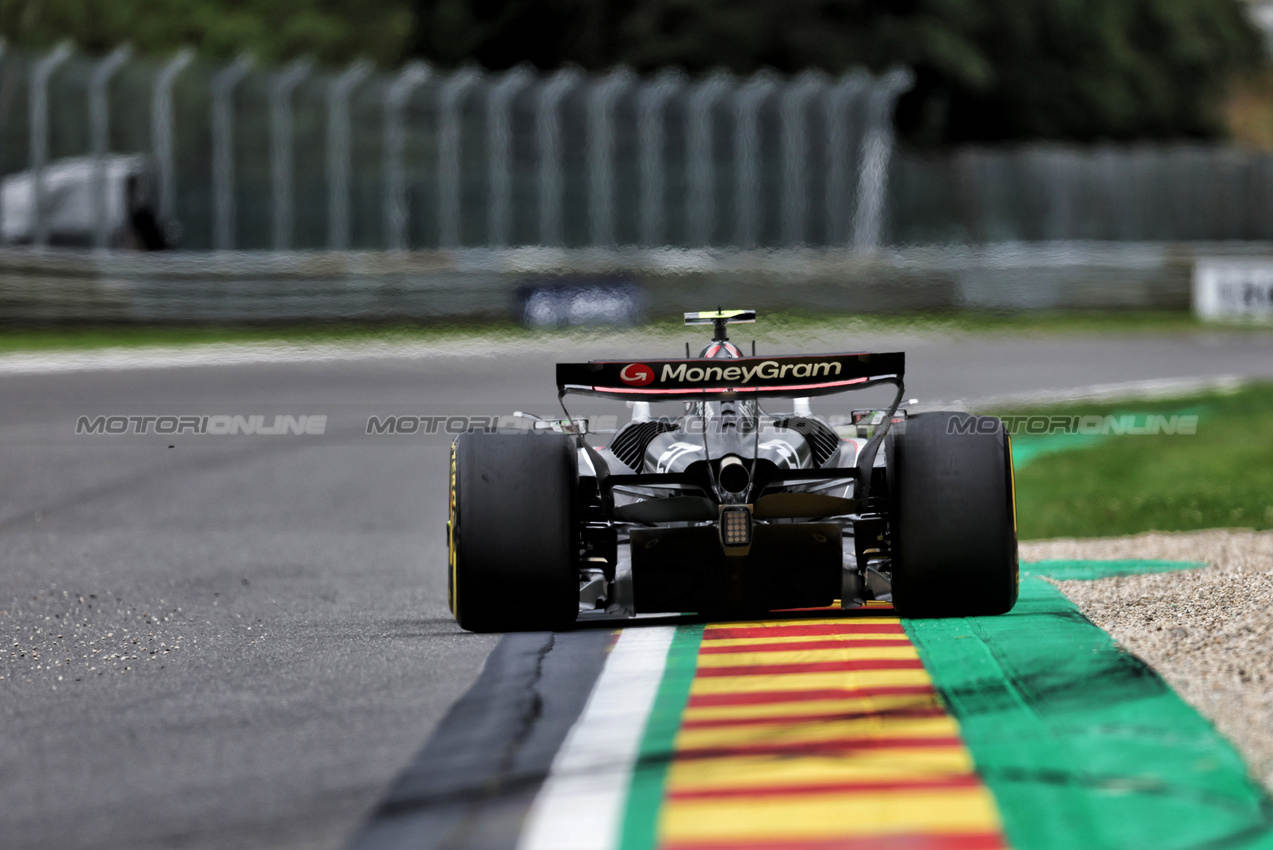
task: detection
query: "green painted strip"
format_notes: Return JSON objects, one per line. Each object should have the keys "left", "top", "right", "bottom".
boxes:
{"left": 906, "top": 577, "right": 1273, "bottom": 850}
{"left": 1009, "top": 405, "right": 1210, "bottom": 470}
{"left": 1025, "top": 559, "right": 1208, "bottom": 581}
{"left": 619, "top": 624, "right": 703, "bottom": 850}
{"left": 1011, "top": 431, "right": 1107, "bottom": 467}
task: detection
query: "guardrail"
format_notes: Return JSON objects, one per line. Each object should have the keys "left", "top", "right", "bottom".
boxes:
{"left": 0, "top": 242, "right": 1231, "bottom": 325}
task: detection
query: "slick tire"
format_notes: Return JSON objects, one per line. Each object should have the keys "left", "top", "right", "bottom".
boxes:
{"left": 448, "top": 432, "right": 579, "bottom": 633}
{"left": 886, "top": 412, "right": 1018, "bottom": 618}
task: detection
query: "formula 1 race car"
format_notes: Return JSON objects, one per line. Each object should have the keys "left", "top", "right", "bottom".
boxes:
{"left": 447, "top": 310, "right": 1018, "bottom": 632}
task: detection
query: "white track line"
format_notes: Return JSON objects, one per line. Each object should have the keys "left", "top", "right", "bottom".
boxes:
{"left": 518, "top": 626, "right": 675, "bottom": 850}
{"left": 970, "top": 375, "right": 1247, "bottom": 407}
{"left": 0, "top": 340, "right": 516, "bottom": 375}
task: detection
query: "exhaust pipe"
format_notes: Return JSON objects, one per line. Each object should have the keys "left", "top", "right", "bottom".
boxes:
{"left": 718, "top": 454, "right": 751, "bottom": 494}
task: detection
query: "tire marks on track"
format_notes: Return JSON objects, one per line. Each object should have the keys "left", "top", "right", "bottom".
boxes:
{"left": 347, "top": 629, "right": 612, "bottom": 850}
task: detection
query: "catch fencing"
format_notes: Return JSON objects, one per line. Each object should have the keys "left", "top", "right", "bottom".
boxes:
{"left": 3, "top": 42, "right": 1273, "bottom": 329}
{"left": 892, "top": 144, "right": 1273, "bottom": 244}
{"left": 0, "top": 43, "right": 911, "bottom": 252}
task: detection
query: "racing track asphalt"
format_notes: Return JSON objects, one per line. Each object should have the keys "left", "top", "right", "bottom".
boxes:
{"left": 2, "top": 327, "right": 1272, "bottom": 850}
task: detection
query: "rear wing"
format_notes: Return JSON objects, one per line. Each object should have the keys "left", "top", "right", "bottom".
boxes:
{"left": 556, "top": 352, "right": 904, "bottom": 401}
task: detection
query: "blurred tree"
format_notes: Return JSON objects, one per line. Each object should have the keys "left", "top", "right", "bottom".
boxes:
{"left": 404, "top": 0, "right": 637, "bottom": 70}
{"left": 1, "top": 0, "right": 1264, "bottom": 145}
{"left": 0, "top": 0, "right": 412, "bottom": 66}
{"left": 616, "top": 0, "right": 1267, "bottom": 145}
{"left": 1224, "top": 71, "right": 1273, "bottom": 150}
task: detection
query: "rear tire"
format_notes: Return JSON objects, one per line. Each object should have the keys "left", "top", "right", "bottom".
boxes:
{"left": 449, "top": 432, "right": 580, "bottom": 632}
{"left": 886, "top": 412, "right": 1018, "bottom": 618}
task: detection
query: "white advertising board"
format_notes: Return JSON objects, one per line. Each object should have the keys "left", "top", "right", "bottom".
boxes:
{"left": 1193, "top": 258, "right": 1273, "bottom": 320}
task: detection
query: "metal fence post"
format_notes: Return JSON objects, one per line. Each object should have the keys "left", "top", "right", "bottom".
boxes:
{"left": 779, "top": 71, "right": 826, "bottom": 246}
{"left": 326, "top": 60, "right": 372, "bottom": 250}
{"left": 588, "top": 68, "right": 634, "bottom": 247}
{"left": 270, "top": 57, "right": 312, "bottom": 251}
{"left": 732, "top": 71, "right": 778, "bottom": 248}
{"left": 636, "top": 69, "right": 683, "bottom": 247}
{"left": 822, "top": 71, "right": 867, "bottom": 246}
{"left": 485, "top": 65, "right": 532, "bottom": 247}
{"left": 852, "top": 68, "right": 912, "bottom": 252}
{"left": 437, "top": 66, "right": 481, "bottom": 249}
{"left": 211, "top": 54, "right": 253, "bottom": 251}
{"left": 382, "top": 61, "right": 430, "bottom": 251}
{"left": 151, "top": 48, "right": 193, "bottom": 229}
{"left": 687, "top": 71, "right": 732, "bottom": 247}
{"left": 29, "top": 42, "right": 72, "bottom": 249}
{"left": 536, "top": 68, "right": 581, "bottom": 246}
{"left": 0, "top": 40, "right": 6, "bottom": 235}
{"left": 90, "top": 45, "right": 132, "bottom": 251}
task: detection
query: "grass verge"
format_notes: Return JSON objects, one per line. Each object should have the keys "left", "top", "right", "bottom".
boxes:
{"left": 0, "top": 321, "right": 526, "bottom": 353}
{"left": 983, "top": 382, "right": 1273, "bottom": 539}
